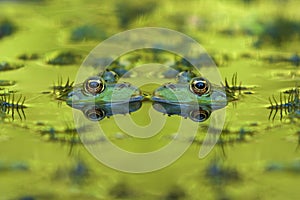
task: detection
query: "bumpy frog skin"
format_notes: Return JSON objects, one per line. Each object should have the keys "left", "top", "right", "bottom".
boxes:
{"left": 152, "top": 71, "right": 229, "bottom": 107}
{"left": 66, "top": 70, "right": 143, "bottom": 106}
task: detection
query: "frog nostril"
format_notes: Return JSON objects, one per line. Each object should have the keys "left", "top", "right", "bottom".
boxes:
{"left": 117, "top": 83, "right": 130, "bottom": 89}
{"left": 67, "top": 91, "right": 74, "bottom": 98}
{"left": 166, "top": 84, "right": 176, "bottom": 90}
{"left": 67, "top": 91, "right": 81, "bottom": 101}
{"left": 153, "top": 91, "right": 162, "bottom": 98}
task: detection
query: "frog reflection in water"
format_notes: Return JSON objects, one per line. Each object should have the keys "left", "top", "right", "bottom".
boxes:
{"left": 71, "top": 101, "right": 142, "bottom": 121}
{"left": 152, "top": 71, "right": 233, "bottom": 107}
{"left": 66, "top": 70, "right": 143, "bottom": 106}
{"left": 153, "top": 101, "right": 213, "bottom": 122}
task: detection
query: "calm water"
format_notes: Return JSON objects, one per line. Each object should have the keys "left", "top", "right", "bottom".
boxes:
{"left": 0, "top": 0, "right": 299, "bottom": 200}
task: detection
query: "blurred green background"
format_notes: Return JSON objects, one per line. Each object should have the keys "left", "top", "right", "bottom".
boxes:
{"left": 0, "top": 0, "right": 299, "bottom": 199}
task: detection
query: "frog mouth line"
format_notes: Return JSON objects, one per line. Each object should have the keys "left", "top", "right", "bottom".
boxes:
{"left": 151, "top": 95, "right": 197, "bottom": 104}
{"left": 66, "top": 91, "right": 144, "bottom": 107}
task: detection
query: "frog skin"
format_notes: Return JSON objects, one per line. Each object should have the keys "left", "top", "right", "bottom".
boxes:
{"left": 152, "top": 71, "right": 233, "bottom": 107}
{"left": 66, "top": 70, "right": 143, "bottom": 107}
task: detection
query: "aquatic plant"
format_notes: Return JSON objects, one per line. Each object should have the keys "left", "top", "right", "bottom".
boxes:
{"left": 0, "top": 80, "right": 16, "bottom": 87}
{"left": 0, "top": 61, "right": 24, "bottom": 71}
{"left": 0, "top": 160, "right": 29, "bottom": 172}
{"left": 109, "top": 182, "right": 135, "bottom": 199}
{"left": 39, "top": 124, "right": 79, "bottom": 145}
{"left": 46, "top": 51, "right": 82, "bottom": 65}
{"left": 52, "top": 77, "right": 74, "bottom": 101}
{"left": 222, "top": 73, "right": 255, "bottom": 103}
{"left": 164, "top": 185, "right": 186, "bottom": 200}
{"left": 268, "top": 87, "right": 300, "bottom": 121}
{"left": 224, "top": 73, "right": 252, "bottom": 94}
{"left": 115, "top": 0, "right": 158, "bottom": 28}
{"left": 263, "top": 53, "right": 300, "bottom": 67}
{"left": 266, "top": 160, "right": 300, "bottom": 173}
{"left": 205, "top": 160, "right": 240, "bottom": 184}
{"left": 115, "top": 1, "right": 157, "bottom": 28}
{"left": 69, "top": 160, "right": 89, "bottom": 184}
{"left": 0, "top": 20, "right": 16, "bottom": 39}
{"left": 255, "top": 17, "right": 300, "bottom": 47}
{"left": 70, "top": 25, "right": 106, "bottom": 42}
{"left": 18, "top": 53, "right": 39, "bottom": 61}
{"left": 211, "top": 52, "right": 231, "bottom": 67}
{"left": 0, "top": 93, "right": 27, "bottom": 120}
{"left": 192, "top": 125, "right": 255, "bottom": 147}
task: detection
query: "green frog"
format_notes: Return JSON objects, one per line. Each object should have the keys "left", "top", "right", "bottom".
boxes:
{"left": 152, "top": 71, "right": 233, "bottom": 107}
{"left": 66, "top": 70, "right": 143, "bottom": 106}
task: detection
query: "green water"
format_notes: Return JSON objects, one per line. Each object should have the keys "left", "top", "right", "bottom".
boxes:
{"left": 0, "top": 0, "right": 300, "bottom": 200}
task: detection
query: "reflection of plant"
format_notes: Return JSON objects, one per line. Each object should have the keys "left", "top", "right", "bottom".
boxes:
{"left": 115, "top": 0, "right": 158, "bottom": 28}
{"left": 46, "top": 51, "right": 82, "bottom": 65}
{"left": 70, "top": 25, "right": 107, "bottom": 42}
{"left": 69, "top": 160, "right": 89, "bottom": 184}
{"left": 255, "top": 17, "right": 300, "bottom": 47}
{"left": 0, "top": 93, "right": 27, "bottom": 120}
{"left": 205, "top": 161, "right": 240, "bottom": 184}
{"left": 0, "top": 20, "right": 16, "bottom": 39}
{"left": 17, "top": 53, "right": 39, "bottom": 61}
{"left": 0, "top": 61, "right": 24, "bottom": 71}
{"left": 268, "top": 87, "right": 300, "bottom": 121}
{"left": 53, "top": 160, "right": 90, "bottom": 185}
{"left": 109, "top": 182, "right": 135, "bottom": 199}
{"left": 266, "top": 159, "right": 300, "bottom": 174}
{"left": 0, "top": 80, "right": 15, "bottom": 87}
{"left": 164, "top": 185, "right": 186, "bottom": 200}
{"left": 204, "top": 159, "right": 241, "bottom": 200}
{"left": 263, "top": 53, "right": 300, "bottom": 67}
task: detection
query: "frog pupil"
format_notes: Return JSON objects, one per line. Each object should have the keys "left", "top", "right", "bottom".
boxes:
{"left": 85, "top": 108, "right": 105, "bottom": 121}
{"left": 198, "top": 113, "right": 206, "bottom": 120}
{"left": 89, "top": 112, "right": 100, "bottom": 120}
{"left": 195, "top": 81, "right": 205, "bottom": 89}
{"left": 89, "top": 81, "right": 100, "bottom": 88}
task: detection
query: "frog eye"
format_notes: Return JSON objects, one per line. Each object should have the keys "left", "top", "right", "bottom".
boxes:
{"left": 176, "top": 70, "right": 196, "bottom": 83}
{"left": 99, "top": 69, "right": 119, "bottom": 83}
{"left": 190, "top": 77, "right": 210, "bottom": 96}
{"left": 189, "top": 109, "right": 211, "bottom": 122}
{"left": 84, "top": 106, "right": 106, "bottom": 121}
{"left": 84, "top": 76, "right": 105, "bottom": 95}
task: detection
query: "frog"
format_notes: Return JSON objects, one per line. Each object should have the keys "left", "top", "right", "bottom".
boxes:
{"left": 152, "top": 70, "right": 233, "bottom": 107}
{"left": 66, "top": 69, "right": 144, "bottom": 106}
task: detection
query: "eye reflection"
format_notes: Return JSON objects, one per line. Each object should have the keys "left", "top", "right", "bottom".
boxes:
{"left": 84, "top": 76, "right": 105, "bottom": 95}
{"left": 83, "top": 106, "right": 105, "bottom": 121}
{"left": 190, "top": 77, "right": 210, "bottom": 96}
{"left": 152, "top": 101, "right": 213, "bottom": 123}
{"left": 69, "top": 101, "right": 143, "bottom": 121}
{"left": 189, "top": 109, "right": 211, "bottom": 122}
